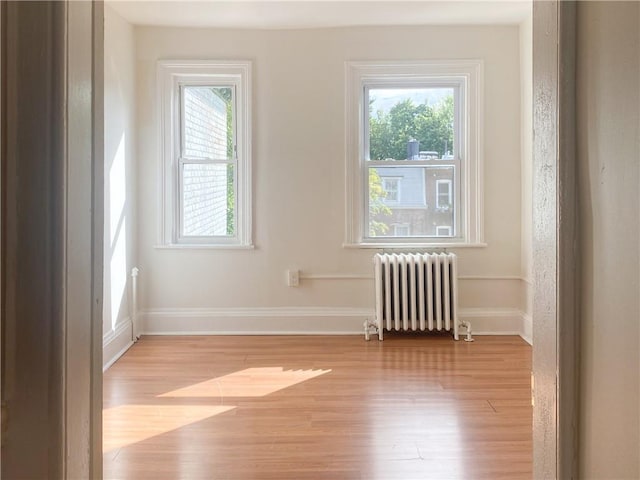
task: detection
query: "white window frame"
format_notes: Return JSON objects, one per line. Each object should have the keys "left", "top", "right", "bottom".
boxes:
{"left": 436, "top": 179, "right": 453, "bottom": 209}
{"left": 344, "top": 60, "right": 484, "bottom": 248}
{"left": 381, "top": 176, "right": 401, "bottom": 204}
{"left": 158, "top": 60, "right": 252, "bottom": 248}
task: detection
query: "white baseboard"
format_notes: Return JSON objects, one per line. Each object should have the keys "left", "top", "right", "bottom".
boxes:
{"left": 139, "top": 307, "right": 532, "bottom": 342}
{"left": 103, "top": 318, "right": 134, "bottom": 371}
{"left": 521, "top": 312, "right": 533, "bottom": 345}
{"left": 139, "top": 307, "right": 373, "bottom": 335}
{"left": 459, "top": 308, "right": 531, "bottom": 343}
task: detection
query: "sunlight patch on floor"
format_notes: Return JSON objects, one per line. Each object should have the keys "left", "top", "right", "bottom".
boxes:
{"left": 103, "top": 404, "right": 235, "bottom": 452}
{"left": 158, "top": 367, "right": 332, "bottom": 398}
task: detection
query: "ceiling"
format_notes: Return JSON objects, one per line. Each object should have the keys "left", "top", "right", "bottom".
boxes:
{"left": 108, "top": 1, "right": 532, "bottom": 29}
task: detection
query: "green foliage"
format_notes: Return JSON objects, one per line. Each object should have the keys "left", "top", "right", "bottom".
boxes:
{"left": 225, "top": 95, "right": 235, "bottom": 236}
{"left": 369, "top": 96, "right": 454, "bottom": 161}
{"left": 368, "top": 168, "right": 391, "bottom": 236}
{"left": 226, "top": 164, "right": 235, "bottom": 235}
{"left": 213, "top": 87, "right": 235, "bottom": 235}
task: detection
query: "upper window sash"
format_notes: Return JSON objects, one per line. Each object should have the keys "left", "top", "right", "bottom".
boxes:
{"left": 178, "top": 83, "right": 238, "bottom": 163}
{"left": 363, "top": 81, "right": 464, "bottom": 163}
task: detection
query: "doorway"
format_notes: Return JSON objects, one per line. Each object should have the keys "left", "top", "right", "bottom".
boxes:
{"left": 0, "top": 1, "right": 577, "bottom": 478}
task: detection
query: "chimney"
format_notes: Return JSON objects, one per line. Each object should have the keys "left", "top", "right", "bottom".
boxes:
{"left": 407, "top": 139, "right": 419, "bottom": 160}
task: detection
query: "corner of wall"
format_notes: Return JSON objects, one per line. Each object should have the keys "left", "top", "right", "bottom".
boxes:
{"left": 103, "top": 5, "right": 138, "bottom": 370}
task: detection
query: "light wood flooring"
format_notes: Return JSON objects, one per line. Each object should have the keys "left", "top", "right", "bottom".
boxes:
{"left": 103, "top": 334, "right": 532, "bottom": 479}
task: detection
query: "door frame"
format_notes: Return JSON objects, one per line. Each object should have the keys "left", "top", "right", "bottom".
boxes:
{"left": 532, "top": 1, "right": 578, "bottom": 478}
{"left": 0, "top": 1, "right": 103, "bottom": 478}
{"left": 0, "top": 0, "right": 577, "bottom": 478}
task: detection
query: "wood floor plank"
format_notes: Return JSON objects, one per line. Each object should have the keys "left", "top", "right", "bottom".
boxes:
{"left": 104, "top": 335, "right": 532, "bottom": 479}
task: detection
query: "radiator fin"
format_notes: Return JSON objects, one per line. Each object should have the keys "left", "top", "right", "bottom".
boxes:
{"left": 374, "top": 253, "right": 458, "bottom": 340}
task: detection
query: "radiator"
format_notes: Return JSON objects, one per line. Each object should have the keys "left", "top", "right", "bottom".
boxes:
{"left": 365, "top": 253, "right": 472, "bottom": 342}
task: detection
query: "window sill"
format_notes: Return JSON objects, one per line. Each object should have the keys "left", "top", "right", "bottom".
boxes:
{"left": 342, "top": 242, "right": 488, "bottom": 249}
{"left": 154, "top": 244, "right": 255, "bottom": 250}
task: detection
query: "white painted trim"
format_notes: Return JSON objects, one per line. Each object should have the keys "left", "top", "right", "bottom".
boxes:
{"left": 153, "top": 243, "right": 255, "bottom": 250}
{"left": 157, "top": 60, "right": 252, "bottom": 248}
{"left": 139, "top": 306, "right": 529, "bottom": 339}
{"left": 141, "top": 307, "right": 373, "bottom": 317}
{"left": 102, "top": 317, "right": 131, "bottom": 345}
{"left": 102, "top": 318, "right": 134, "bottom": 371}
{"left": 459, "top": 275, "right": 524, "bottom": 281}
{"left": 458, "top": 308, "right": 530, "bottom": 341}
{"left": 521, "top": 312, "right": 533, "bottom": 345}
{"left": 300, "top": 273, "right": 374, "bottom": 280}
{"left": 298, "top": 273, "right": 526, "bottom": 281}
{"left": 344, "top": 59, "right": 484, "bottom": 248}
{"left": 342, "top": 242, "right": 489, "bottom": 249}
{"left": 140, "top": 307, "right": 373, "bottom": 335}
{"left": 67, "top": 3, "right": 103, "bottom": 477}
{"left": 103, "top": 341, "right": 134, "bottom": 372}
{"left": 131, "top": 268, "right": 140, "bottom": 340}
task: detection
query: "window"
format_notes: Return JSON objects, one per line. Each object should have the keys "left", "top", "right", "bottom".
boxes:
{"left": 158, "top": 60, "right": 252, "bottom": 247}
{"left": 436, "top": 226, "right": 453, "bottom": 237}
{"left": 393, "top": 224, "right": 411, "bottom": 236}
{"left": 381, "top": 177, "right": 401, "bottom": 203}
{"left": 436, "top": 179, "right": 453, "bottom": 210}
{"left": 345, "top": 61, "right": 483, "bottom": 247}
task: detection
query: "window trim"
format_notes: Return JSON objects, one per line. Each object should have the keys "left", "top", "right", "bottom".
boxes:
{"left": 344, "top": 60, "right": 484, "bottom": 248}
{"left": 158, "top": 60, "right": 252, "bottom": 248}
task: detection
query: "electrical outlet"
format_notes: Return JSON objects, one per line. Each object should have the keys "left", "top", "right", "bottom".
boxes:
{"left": 287, "top": 269, "right": 300, "bottom": 287}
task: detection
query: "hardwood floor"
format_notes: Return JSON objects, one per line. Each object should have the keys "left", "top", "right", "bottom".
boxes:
{"left": 103, "top": 335, "right": 532, "bottom": 479}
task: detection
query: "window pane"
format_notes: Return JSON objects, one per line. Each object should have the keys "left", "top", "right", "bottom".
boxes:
{"left": 183, "top": 86, "right": 233, "bottom": 159}
{"left": 368, "top": 87, "right": 454, "bottom": 161}
{"left": 369, "top": 165, "right": 454, "bottom": 237}
{"left": 182, "top": 163, "right": 234, "bottom": 237}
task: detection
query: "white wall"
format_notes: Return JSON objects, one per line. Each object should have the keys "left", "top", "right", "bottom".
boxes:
{"left": 103, "top": 5, "right": 137, "bottom": 367}
{"left": 577, "top": 2, "right": 640, "bottom": 477}
{"left": 135, "top": 25, "right": 525, "bottom": 334}
{"left": 519, "top": 10, "right": 533, "bottom": 343}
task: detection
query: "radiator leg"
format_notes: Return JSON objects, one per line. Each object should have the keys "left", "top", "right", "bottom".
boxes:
{"left": 459, "top": 320, "right": 474, "bottom": 342}
{"left": 364, "top": 320, "right": 382, "bottom": 341}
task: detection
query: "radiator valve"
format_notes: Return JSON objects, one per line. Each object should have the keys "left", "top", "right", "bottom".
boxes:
{"left": 459, "top": 320, "right": 474, "bottom": 342}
